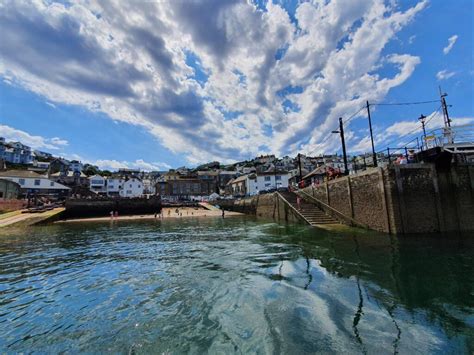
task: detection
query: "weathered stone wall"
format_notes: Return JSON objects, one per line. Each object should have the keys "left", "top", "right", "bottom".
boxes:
{"left": 302, "top": 168, "right": 389, "bottom": 232}
{"left": 64, "top": 197, "right": 161, "bottom": 218}
{"left": 218, "top": 193, "right": 303, "bottom": 224}
{"left": 301, "top": 164, "right": 474, "bottom": 234}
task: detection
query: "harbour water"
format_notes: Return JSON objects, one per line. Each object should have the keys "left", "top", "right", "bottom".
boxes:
{"left": 0, "top": 217, "right": 473, "bottom": 353}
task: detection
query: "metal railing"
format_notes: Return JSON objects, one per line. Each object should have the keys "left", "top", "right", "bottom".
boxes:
{"left": 296, "top": 189, "right": 369, "bottom": 229}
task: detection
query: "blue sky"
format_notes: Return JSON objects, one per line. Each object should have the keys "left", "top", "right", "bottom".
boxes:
{"left": 0, "top": 0, "right": 472, "bottom": 170}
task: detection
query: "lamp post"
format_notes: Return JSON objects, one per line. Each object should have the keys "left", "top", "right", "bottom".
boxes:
{"left": 419, "top": 113, "right": 427, "bottom": 138}
{"left": 332, "top": 117, "right": 349, "bottom": 175}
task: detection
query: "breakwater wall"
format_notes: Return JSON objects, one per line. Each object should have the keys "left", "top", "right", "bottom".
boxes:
{"left": 303, "top": 163, "right": 474, "bottom": 233}
{"left": 220, "top": 163, "right": 474, "bottom": 234}
{"left": 218, "top": 194, "right": 305, "bottom": 224}
{"left": 64, "top": 197, "right": 161, "bottom": 218}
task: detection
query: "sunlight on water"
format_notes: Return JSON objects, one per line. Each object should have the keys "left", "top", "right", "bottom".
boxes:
{"left": 0, "top": 217, "right": 473, "bottom": 353}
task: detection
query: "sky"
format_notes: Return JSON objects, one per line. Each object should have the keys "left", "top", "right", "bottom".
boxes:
{"left": 0, "top": 0, "right": 473, "bottom": 171}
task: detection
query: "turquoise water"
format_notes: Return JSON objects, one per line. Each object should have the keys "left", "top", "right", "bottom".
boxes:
{"left": 0, "top": 217, "right": 473, "bottom": 353}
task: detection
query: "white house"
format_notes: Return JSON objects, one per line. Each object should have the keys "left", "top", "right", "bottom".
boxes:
{"left": 246, "top": 172, "right": 289, "bottom": 196}
{"left": 119, "top": 177, "right": 143, "bottom": 198}
{"left": 89, "top": 175, "right": 106, "bottom": 194}
{"left": 104, "top": 177, "right": 121, "bottom": 196}
{"left": 0, "top": 170, "right": 70, "bottom": 197}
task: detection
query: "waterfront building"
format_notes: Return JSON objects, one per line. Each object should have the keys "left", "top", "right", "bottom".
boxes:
{"left": 227, "top": 175, "right": 248, "bottom": 197}
{"left": 246, "top": 171, "right": 289, "bottom": 196}
{"left": 0, "top": 170, "right": 70, "bottom": 198}
{"left": 119, "top": 177, "right": 143, "bottom": 198}
{"left": 89, "top": 174, "right": 106, "bottom": 194}
{"left": 0, "top": 178, "right": 21, "bottom": 199}
{"left": 51, "top": 171, "right": 89, "bottom": 187}
{"left": 105, "top": 177, "right": 122, "bottom": 196}
{"left": 218, "top": 171, "right": 237, "bottom": 194}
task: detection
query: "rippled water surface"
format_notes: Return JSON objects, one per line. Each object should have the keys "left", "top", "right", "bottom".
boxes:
{"left": 1, "top": 217, "right": 473, "bottom": 353}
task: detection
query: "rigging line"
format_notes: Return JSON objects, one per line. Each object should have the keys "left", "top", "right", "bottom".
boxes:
{"left": 370, "top": 99, "right": 440, "bottom": 106}
{"left": 374, "top": 106, "right": 442, "bottom": 150}
{"left": 343, "top": 106, "right": 367, "bottom": 124}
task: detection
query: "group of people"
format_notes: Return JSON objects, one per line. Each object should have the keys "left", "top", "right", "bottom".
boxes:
{"left": 395, "top": 150, "right": 416, "bottom": 165}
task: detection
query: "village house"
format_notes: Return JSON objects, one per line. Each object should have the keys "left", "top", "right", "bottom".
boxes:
{"left": 0, "top": 138, "right": 34, "bottom": 165}
{"left": 245, "top": 171, "right": 289, "bottom": 196}
{"left": 88, "top": 175, "right": 144, "bottom": 198}
{"left": 119, "top": 177, "right": 143, "bottom": 198}
{"left": 0, "top": 170, "right": 70, "bottom": 198}
{"left": 227, "top": 175, "right": 248, "bottom": 197}
{"left": 50, "top": 170, "right": 89, "bottom": 187}
{"left": 0, "top": 178, "right": 21, "bottom": 200}
{"left": 89, "top": 174, "right": 106, "bottom": 194}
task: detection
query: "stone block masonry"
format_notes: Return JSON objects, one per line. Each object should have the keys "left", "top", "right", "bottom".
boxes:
{"left": 302, "top": 163, "right": 474, "bottom": 234}
{"left": 218, "top": 163, "right": 473, "bottom": 234}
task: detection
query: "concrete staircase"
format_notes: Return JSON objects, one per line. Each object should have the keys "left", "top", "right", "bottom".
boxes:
{"left": 279, "top": 192, "right": 339, "bottom": 226}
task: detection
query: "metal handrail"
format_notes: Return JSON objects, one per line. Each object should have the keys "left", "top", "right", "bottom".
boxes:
{"left": 296, "top": 189, "right": 369, "bottom": 229}
{"left": 274, "top": 192, "right": 312, "bottom": 226}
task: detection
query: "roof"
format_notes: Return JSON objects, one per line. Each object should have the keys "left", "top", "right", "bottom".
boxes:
{"left": 302, "top": 165, "right": 327, "bottom": 180}
{"left": 258, "top": 171, "right": 289, "bottom": 176}
{"left": 230, "top": 175, "right": 248, "bottom": 183}
{"left": 51, "top": 171, "right": 87, "bottom": 178}
{"left": 0, "top": 178, "right": 21, "bottom": 188}
{"left": 197, "top": 171, "right": 219, "bottom": 176}
{"left": 0, "top": 170, "right": 45, "bottom": 178}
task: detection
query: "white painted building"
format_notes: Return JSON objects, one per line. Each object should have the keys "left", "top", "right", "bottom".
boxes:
{"left": 89, "top": 174, "right": 106, "bottom": 194}
{"left": 106, "top": 178, "right": 122, "bottom": 196}
{"left": 246, "top": 172, "right": 289, "bottom": 196}
{"left": 119, "top": 177, "right": 143, "bottom": 198}
{"left": 0, "top": 170, "right": 70, "bottom": 197}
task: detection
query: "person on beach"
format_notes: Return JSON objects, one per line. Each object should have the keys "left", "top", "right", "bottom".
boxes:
{"left": 222, "top": 209, "right": 225, "bottom": 219}
{"left": 110, "top": 211, "right": 114, "bottom": 220}
{"left": 114, "top": 211, "right": 118, "bottom": 218}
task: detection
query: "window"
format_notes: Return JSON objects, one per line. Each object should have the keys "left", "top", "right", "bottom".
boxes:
{"left": 50, "top": 181, "right": 54, "bottom": 187}
{"left": 130, "top": 184, "right": 132, "bottom": 188}
{"left": 275, "top": 175, "right": 282, "bottom": 181}
{"left": 108, "top": 185, "right": 114, "bottom": 189}
{"left": 264, "top": 176, "right": 271, "bottom": 181}
{"left": 19, "top": 178, "right": 25, "bottom": 185}
{"left": 34, "top": 179, "right": 40, "bottom": 186}
{"left": 138, "top": 185, "right": 141, "bottom": 188}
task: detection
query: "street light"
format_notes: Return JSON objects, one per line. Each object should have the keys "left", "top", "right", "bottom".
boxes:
{"left": 332, "top": 117, "right": 349, "bottom": 175}
{"left": 419, "top": 114, "right": 427, "bottom": 137}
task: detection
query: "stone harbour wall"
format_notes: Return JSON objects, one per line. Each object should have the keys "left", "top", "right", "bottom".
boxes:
{"left": 64, "top": 197, "right": 162, "bottom": 218}
{"left": 302, "top": 163, "right": 474, "bottom": 234}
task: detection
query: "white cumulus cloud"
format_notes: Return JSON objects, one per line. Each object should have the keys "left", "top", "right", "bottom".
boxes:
{"left": 0, "top": 124, "right": 69, "bottom": 150}
{"left": 0, "top": 0, "right": 428, "bottom": 163}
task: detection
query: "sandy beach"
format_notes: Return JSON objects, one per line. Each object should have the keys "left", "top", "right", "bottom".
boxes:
{"left": 56, "top": 207, "right": 243, "bottom": 224}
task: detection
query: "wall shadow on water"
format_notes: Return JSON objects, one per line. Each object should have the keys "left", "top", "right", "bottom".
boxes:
{"left": 254, "top": 221, "right": 474, "bottom": 353}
